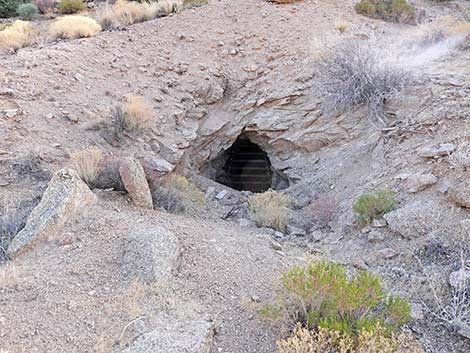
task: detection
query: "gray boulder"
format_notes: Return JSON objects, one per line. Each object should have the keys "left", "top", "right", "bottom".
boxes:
{"left": 7, "top": 169, "right": 97, "bottom": 258}
{"left": 119, "top": 157, "right": 154, "bottom": 209}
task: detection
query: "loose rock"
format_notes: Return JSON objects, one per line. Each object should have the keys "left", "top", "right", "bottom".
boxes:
{"left": 119, "top": 157, "right": 154, "bottom": 209}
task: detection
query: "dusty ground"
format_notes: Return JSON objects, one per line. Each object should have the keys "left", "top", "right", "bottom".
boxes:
{"left": 1, "top": 0, "right": 470, "bottom": 352}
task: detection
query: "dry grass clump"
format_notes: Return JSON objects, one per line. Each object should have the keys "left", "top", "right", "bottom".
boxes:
{"left": 111, "top": 94, "right": 154, "bottom": 136}
{"left": 315, "top": 40, "right": 409, "bottom": 126}
{"left": 355, "top": 0, "right": 415, "bottom": 24}
{"left": 152, "top": 175, "right": 205, "bottom": 213}
{"left": 98, "top": 0, "right": 159, "bottom": 28}
{"left": 248, "top": 190, "right": 293, "bottom": 231}
{"left": 0, "top": 20, "right": 37, "bottom": 54}
{"left": 334, "top": 19, "right": 350, "bottom": 33}
{"left": 70, "top": 146, "right": 104, "bottom": 186}
{"left": 49, "top": 15, "right": 102, "bottom": 39}
{"left": 449, "top": 139, "right": 470, "bottom": 171}
{"left": 278, "top": 325, "right": 424, "bottom": 353}
{"left": 157, "top": 0, "right": 183, "bottom": 14}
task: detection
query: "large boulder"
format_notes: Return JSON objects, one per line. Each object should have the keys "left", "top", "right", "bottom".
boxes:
{"left": 383, "top": 201, "right": 442, "bottom": 239}
{"left": 7, "top": 169, "right": 97, "bottom": 258}
{"left": 121, "top": 225, "right": 180, "bottom": 285}
{"left": 119, "top": 157, "right": 154, "bottom": 209}
{"left": 121, "top": 317, "right": 214, "bottom": 353}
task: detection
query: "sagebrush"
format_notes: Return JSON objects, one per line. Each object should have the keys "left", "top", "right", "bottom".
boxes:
{"left": 0, "top": 0, "right": 22, "bottom": 18}
{"left": 353, "top": 189, "right": 396, "bottom": 225}
{"left": 152, "top": 175, "right": 205, "bottom": 213}
{"left": 58, "top": 0, "right": 85, "bottom": 14}
{"left": 17, "top": 3, "right": 38, "bottom": 19}
{"left": 248, "top": 190, "right": 293, "bottom": 231}
{"left": 315, "top": 41, "right": 410, "bottom": 126}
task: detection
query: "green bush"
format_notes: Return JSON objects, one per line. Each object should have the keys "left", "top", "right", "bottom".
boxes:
{"left": 355, "top": 0, "right": 415, "bottom": 23}
{"left": 17, "top": 2, "right": 37, "bottom": 19}
{"left": 0, "top": 0, "right": 22, "bottom": 18}
{"left": 58, "top": 0, "right": 85, "bottom": 14}
{"left": 274, "top": 260, "right": 411, "bottom": 336}
{"left": 353, "top": 189, "right": 396, "bottom": 225}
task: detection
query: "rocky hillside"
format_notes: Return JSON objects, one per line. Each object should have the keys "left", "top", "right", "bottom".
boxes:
{"left": 1, "top": 0, "right": 470, "bottom": 352}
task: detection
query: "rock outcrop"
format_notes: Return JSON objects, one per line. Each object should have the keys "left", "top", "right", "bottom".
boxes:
{"left": 119, "top": 157, "right": 154, "bottom": 209}
{"left": 122, "top": 317, "right": 214, "bottom": 353}
{"left": 7, "top": 169, "right": 97, "bottom": 258}
{"left": 121, "top": 225, "right": 180, "bottom": 285}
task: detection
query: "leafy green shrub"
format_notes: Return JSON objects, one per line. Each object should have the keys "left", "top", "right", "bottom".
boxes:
{"left": 0, "top": 0, "right": 22, "bottom": 18}
{"left": 248, "top": 190, "right": 293, "bottom": 231}
{"left": 271, "top": 261, "right": 411, "bottom": 336}
{"left": 355, "top": 0, "right": 415, "bottom": 24}
{"left": 17, "top": 2, "right": 37, "bottom": 19}
{"left": 353, "top": 189, "right": 396, "bottom": 225}
{"left": 58, "top": 0, "right": 85, "bottom": 14}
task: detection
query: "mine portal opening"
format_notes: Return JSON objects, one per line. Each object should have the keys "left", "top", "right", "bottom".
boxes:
{"left": 212, "top": 135, "right": 288, "bottom": 193}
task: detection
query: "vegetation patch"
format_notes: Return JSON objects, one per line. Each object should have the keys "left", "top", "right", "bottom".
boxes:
{"left": 248, "top": 190, "right": 293, "bottom": 232}
{"left": 58, "top": 0, "right": 85, "bottom": 14}
{"left": 0, "top": 20, "right": 37, "bottom": 53}
{"left": 17, "top": 2, "right": 38, "bottom": 19}
{"left": 0, "top": 0, "right": 23, "bottom": 18}
{"left": 264, "top": 260, "right": 419, "bottom": 352}
{"left": 49, "top": 15, "right": 101, "bottom": 39}
{"left": 355, "top": 0, "right": 415, "bottom": 24}
{"left": 315, "top": 41, "right": 409, "bottom": 126}
{"left": 152, "top": 175, "right": 205, "bottom": 214}
{"left": 353, "top": 189, "right": 396, "bottom": 225}
{"left": 70, "top": 147, "right": 104, "bottom": 187}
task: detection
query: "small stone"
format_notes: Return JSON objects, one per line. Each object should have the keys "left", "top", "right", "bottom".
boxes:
{"left": 367, "top": 230, "right": 386, "bottom": 243}
{"left": 411, "top": 303, "right": 424, "bottom": 320}
{"left": 286, "top": 225, "right": 306, "bottom": 237}
{"left": 205, "top": 186, "right": 215, "bottom": 198}
{"left": 215, "top": 190, "right": 228, "bottom": 200}
{"left": 418, "top": 143, "right": 455, "bottom": 158}
{"left": 448, "top": 180, "right": 470, "bottom": 208}
{"left": 405, "top": 173, "right": 437, "bottom": 193}
{"left": 274, "top": 231, "right": 284, "bottom": 238}
{"left": 351, "top": 258, "right": 368, "bottom": 270}
{"left": 309, "top": 230, "right": 325, "bottom": 242}
{"left": 371, "top": 219, "right": 387, "bottom": 228}
{"left": 251, "top": 295, "right": 261, "bottom": 302}
{"left": 460, "top": 219, "right": 470, "bottom": 234}
{"left": 378, "top": 248, "right": 398, "bottom": 259}
{"left": 270, "top": 239, "right": 282, "bottom": 251}
{"left": 4, "top": 109, "right": 18, "bottom": 118}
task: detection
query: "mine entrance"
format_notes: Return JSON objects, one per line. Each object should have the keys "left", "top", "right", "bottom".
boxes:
{"left": 213, "top": 135, "right": 288, "bottom": 193}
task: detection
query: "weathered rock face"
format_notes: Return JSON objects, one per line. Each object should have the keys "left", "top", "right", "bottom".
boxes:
{"left": 119, "top": 157, "right": 154, "bottom": 209}
{"left": 405, "top": 173, "right": 438, "bottom": 193}
{"left": 121, "top": 225, "right": 180, "bottom": 285}
{"left": 448, "top": 180, "right": 470, "bottom": 208}
{"left": 7, "top": 169, "right": 97, "bottom": 258}
{"left": 121, "top": 317, "right": 214, "bottom": 353}
{"left": 383, "top": 201, "right": 442, "bottom": 239}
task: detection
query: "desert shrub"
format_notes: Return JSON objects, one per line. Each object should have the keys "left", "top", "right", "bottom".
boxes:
{"left": 49, "top": 15, "right": 101, "bottom": 39}
{"left": 183, "top": 0, "right": 207, "bottom": 9}
{"left": 70, "top": 146, "right": 104, "bottom": 186}
{"left": 0, "top": 0, "right": 23, "bottom": 18}
{"left": 334, "top": 19, "right": 350, "bottom": 33}
{"left": 95, "top": 3, "right": 119, "bottom": 30}
{"left": 280, "top": 261, "right": 411, "bottom": 333}
{"left": 355, "top": 0, "right": 415, "bottom": 24}
{"left": 278, "top": 324, "right": 424, "bottom": 353}
{"left": 58, "top": 0, "right": 84, "bottom": 13}
{"left": 309, "top": 192, "right": 338, "bottom": 227}
{"left": 0, "top": 20, "right": 37, "bottom": 53}
{"left": 17, "top": 2, "right": 37, "bottom": 18}
{"left": 353, "top": 189, "right": 396, "bottom": 225}
{"left": 315, "top": 41, "right": 409, "bottom": 126}
{"left": 111, "top": 0, "right": 159, "bottom": 25}
{"left": 152, "top": 174, "right": 205, "bottom": 213}
{"left": 34, "top": 0, "right": 55, "bottom": 13}
{"left": 248, "top": 190, "right": 293, "bottom": 231}
{"left": 111, "top": 94, "right": 153, "bottom": 135}
{"left": 157, "top": 0, "right": 183, "bottom": 15}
